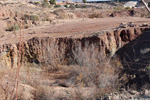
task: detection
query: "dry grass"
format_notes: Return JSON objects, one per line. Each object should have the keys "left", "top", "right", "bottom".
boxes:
{"left": 89, "top": 12, "right": 104, "bottom": 19}
{"left": 53, "top": 9, "right": 76, "bottom": 19}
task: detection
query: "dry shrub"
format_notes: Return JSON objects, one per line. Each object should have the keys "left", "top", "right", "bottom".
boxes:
{"left": 34, "top": 85, "right": 71, "bottom": 100}
{"left": 33, "top": 41, "right": 120, "bottom": 99}
{"left": 70, "top": 42, "right": 119, "bottom": 88}
{"left": 34, "top": 85, "right": 50, "bottom": 100}
{"left": 89, "top": 12, "right": 103, "bottom": 19}
{"left": 6, "top": 24, "right": 20, "bottom": 31}
{"left": 70, "top": 62, "right": 118, "bottom": 88}
{"left": 38, "top": 41, "right": 120, "bottom": 89}
{"left": 141, "top": 83, "right": 150, "bottom": 91}
{"left": 0, "top": 66, "right": 38, "bottom": 100}
{"left": 74, "top": 12, "right": 88, "bottom": 18}
{"left": 54, "top": 10, "right": 76, "bottom": 19}
{"left": 12, "top": 84, "right": 35, "bottom": 100}
{"left": 22, "top": 14, "right": 39, "bottom": 21}
{"left": 5, "top": 19, "right": 19, "bottom": 32}
{"left": 0, "top": 68, "right": 16, "bottom": 100}
{"left": 34, "top": 85, "right": 97, "bottom": 100}
{"left": 39, "top": 42, "right": 66, "bottom": 70}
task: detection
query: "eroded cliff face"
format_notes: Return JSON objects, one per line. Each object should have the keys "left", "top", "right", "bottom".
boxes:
{"left": 0, "top": 27, "right": 149, "bottom": 68}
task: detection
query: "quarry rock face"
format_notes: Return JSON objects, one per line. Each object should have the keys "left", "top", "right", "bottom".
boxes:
{"left": 0, "top": 27, "right": 149, "bottom": 67}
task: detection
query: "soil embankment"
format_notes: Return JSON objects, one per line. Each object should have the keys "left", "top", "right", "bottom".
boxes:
{"left": 0, "top": 26, "right": 149, "bottom": 68}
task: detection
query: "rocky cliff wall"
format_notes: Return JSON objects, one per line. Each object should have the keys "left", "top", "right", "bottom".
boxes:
{"left": 0, "top": 27, "right": 149, "bottom": 68}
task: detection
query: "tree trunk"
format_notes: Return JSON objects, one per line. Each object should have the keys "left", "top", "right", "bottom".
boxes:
{"left": 141, "top": 0, "right": 150, "bottom": 13}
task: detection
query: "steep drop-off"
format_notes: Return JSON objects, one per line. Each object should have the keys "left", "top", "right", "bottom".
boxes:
{"left": 0, "top": 27, "right": 149, "bottom": 68}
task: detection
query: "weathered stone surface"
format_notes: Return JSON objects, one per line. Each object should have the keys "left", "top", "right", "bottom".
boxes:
{"left": 128, "top": 22, "right": 136, "bottom": 27}
{"left": 119, "top": 22, "right": 128, "bottom": 28}
{"left": 104, "top": 89, "right": 150, "bottom": 100}
{"left": 144, "top": 89, "right": 150, "bottom": 95}
{"left": 129, "top": 90, "right": 138, "bottom": 95}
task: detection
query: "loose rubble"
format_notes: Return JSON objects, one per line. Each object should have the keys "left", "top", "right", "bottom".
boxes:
{"left": 103, "top": 89, "right": 150, "bottom": 100}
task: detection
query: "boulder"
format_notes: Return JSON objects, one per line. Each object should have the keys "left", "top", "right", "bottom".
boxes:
{"left": 124, "top": 1, "right": 138, "bottom": 8}
{"left": 142, "top": 23, "right": 149, "bottom": 27}
{"left": 128, "top": 22, "right": 136, "bottom": 27}
{"left": 120, "top": 22, "right": 128, "bottom": 28}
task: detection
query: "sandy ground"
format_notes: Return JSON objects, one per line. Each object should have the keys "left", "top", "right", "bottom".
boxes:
{"left": 0, "top": 17, "right": 150, "bottom": 45}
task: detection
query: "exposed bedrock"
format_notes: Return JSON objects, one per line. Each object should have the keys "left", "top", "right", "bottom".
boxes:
{"left": 0, "top": 27, "right": 149, "bottom": 69}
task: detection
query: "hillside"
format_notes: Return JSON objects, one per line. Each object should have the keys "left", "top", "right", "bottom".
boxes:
{"left": 0, "top": 1, "right": 150, "bottom": 100}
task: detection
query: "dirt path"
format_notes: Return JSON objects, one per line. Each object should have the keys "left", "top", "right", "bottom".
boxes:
{"left": 0, "top": 17, "right": 150, "bottom": 45}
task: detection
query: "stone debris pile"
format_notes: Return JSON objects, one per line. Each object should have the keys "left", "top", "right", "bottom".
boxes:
{"left": 119, "top": 22, "right": 149, "bottom": 28}
{"left": 119, "top": 22, "right": 136, "bottom": 28}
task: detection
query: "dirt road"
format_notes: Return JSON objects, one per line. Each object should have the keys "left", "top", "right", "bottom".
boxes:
{"left": 0, "top": 17, "right": 150, "bottom": 45}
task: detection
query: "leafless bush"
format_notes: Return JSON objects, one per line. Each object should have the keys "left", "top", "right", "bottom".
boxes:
{"left": 71, "top": 42, "right": 118, "bottom": 88}
{"left": 34, "top": 85, "right": 75, "bottom": 100}
{"left": 141, "top": 83, "right": 150, "bottom": 91}
{"left": 54, "top": 10, "right": 76, "bottom": 19}
{"left": 72, "top": 42, "right": 103, "bottom": 67}
{"left": 40, "top": 42, "right": 66, "bottom": 70}
{"left": 89, "top": 12, "right": 103, "bottom": 19}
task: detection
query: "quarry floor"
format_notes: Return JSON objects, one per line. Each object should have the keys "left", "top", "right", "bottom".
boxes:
{"left": 0, "top": 17, "right": 150, "bottom": 45}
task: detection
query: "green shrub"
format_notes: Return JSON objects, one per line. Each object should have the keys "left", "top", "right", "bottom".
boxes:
{"left": 81, "top": 5, "right": 87, "bottom": 8}
{"left": 30, "top": 15, "right": 39, "bottom": 21}
{"left": 145, "top": 65, "right": 150, "bottom": 81}
{"left": 125, "top": 7, "right": 131, "bottom": 10}
{"left": 64, "top": 4, "right": 69, "bottom": 8}
{"left": 75, "top": 4, "right": 87, "bottom": 8}
{"left": 34, "top": 2, "right": 40, "bottom": 6}
{"left": 43, "top": 17, "right": 53, "bottom": 23}
{"left": 22, "top": 14, "right": 30, "bottom": 20}
{"left": 69, "top": 4, "right": 75, "bottom": 9}
{"left": 42, "top": 0, "right": 50, "bottom": 8}
{"left": 114, "top": 7, "right": 124, "bottom": 11}
{"left": 146, "top": 65, "right": 150, "bottom": 75}
{"left": 6, "top": 25, "right": 20, "bottom": 31}
{"left": 50, "top": 0, "right": 56, "bottom": 5}
{"left": 54, "top": 4, "right": 61, "bottom": 8}
{"left": 82, "top": 0, "right": 87, "bottom": 3}
{"left": 44, "top": 0, "right": 49, "bottom": 2}
{"left": 22, "top": 14, "right": 39, "bottom": 21}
